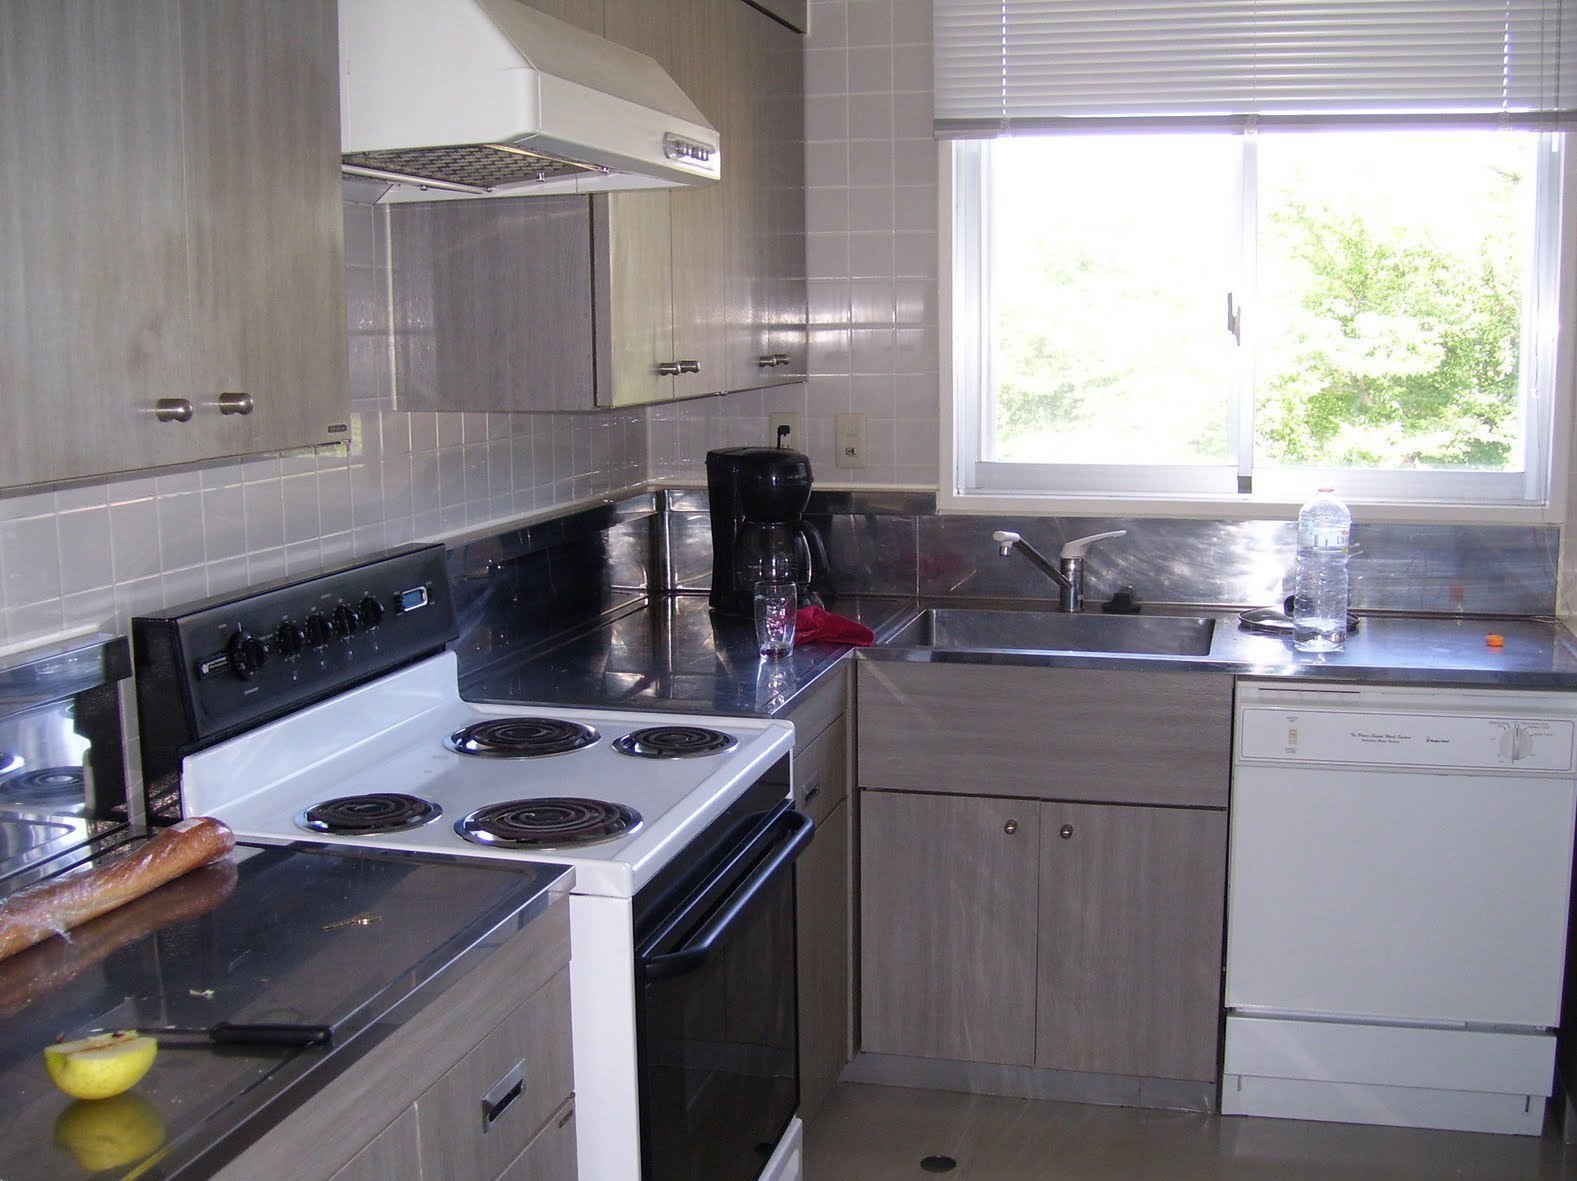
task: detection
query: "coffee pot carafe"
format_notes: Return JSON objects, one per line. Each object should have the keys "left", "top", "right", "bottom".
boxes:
{"left": 706, "top": 446, "right": 830, "bottom": 616}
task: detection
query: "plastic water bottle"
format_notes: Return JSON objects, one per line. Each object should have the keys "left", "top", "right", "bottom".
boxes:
{"left": 1293, "top": 488, "right": 1351, "bottom": 652}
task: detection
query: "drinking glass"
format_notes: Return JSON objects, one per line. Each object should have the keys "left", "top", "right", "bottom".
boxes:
{"left": 753, "top": 580, "right": 797, "bottom": 658}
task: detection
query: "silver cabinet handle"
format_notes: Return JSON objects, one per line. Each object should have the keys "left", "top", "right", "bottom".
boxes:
{"left": 1060, "top": 824, "right": 1074, "bottom": 840}
{"left": 773, "top": 353, "right": 791, "bottom": 366}
{"left": 217, "top": 391, "right": 254, "bottom": 416}
{"left": 656, "top": 361, "right": 683, "bottom": 376}
{"left": 803, "top": 781, "right": 822, "bottom": 805}
{"left": 481, "top": 1058, "right": 527, "bottom": 1132}
{"left": 154, "top": 397, "right": 194, "bottom": 423}
{"left": 677, "top": 359, "right": 700, "bottom": 374}
{"left": 759, "top": 354, "right": 778, "bottom": 368}
{"left": 1004, "top": 819, "right": 1019, "bottom": 835}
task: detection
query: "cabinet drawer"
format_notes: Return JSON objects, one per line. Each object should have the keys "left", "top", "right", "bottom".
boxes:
{"left": 416, "top": 966, "right": 574, "bottom": 1179}
{"left": 794, "top": 714, "right": 847, "bottom": 825}
{"left": 858, "top": 662, "right": 1230, "bottom": 808}
{"left": 787, "top": 664, "right": 849, "bottom": 751}
{"left": 498, "top": 1098, "right": 578, "bottom": 1181}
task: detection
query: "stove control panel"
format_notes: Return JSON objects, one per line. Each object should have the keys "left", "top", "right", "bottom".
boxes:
{"left": 133, "top": 545, "right": 459, "bottom": 802}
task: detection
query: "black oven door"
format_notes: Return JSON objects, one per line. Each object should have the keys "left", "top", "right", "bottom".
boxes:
{"left": 634, "top": 794, "right": 812, "bottom": 1181}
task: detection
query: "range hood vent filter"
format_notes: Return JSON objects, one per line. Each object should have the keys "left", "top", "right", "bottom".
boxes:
{"left": 342, "top": 144, "right": 605, "bottom": 193}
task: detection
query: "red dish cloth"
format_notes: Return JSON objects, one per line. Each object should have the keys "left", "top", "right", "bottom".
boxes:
{"left": 794, "top": 605, "right": 876, "bottom": 647}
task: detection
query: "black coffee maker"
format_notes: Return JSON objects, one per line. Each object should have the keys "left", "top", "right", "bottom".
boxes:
{"left": 706, "top": 445, "right": 830, "bottom": 616}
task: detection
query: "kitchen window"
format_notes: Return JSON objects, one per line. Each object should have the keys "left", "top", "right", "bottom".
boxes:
{"left": 936, "top": 0, "right": 1577, "bottom": 520}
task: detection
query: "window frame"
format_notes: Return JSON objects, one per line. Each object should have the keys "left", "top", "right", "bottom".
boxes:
{"left": 940, "top": 133, "right": 1577, "bottom": 525}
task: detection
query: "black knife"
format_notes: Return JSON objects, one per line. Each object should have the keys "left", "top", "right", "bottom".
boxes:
{"left": 123, "top": 1022, "right": 333, "bottom": 1049}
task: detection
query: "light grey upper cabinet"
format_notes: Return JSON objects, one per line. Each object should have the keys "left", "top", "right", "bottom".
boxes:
{"left": 0, "top": 0, "right": 349, "bottom": 491}
{"left": 599, "top": 0, "right": 807, "bottom": 405}
{"left": 390, "top": 198, "right": 597, "bottom": 413}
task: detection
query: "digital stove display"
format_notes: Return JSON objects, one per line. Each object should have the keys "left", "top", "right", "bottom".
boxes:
{"left": 446, "top": 717, "right": 600, "bottom": 758}
{"left": 297, "top": 793, "right": 442, "bottom": 835}
{"left": 455, "top": 798, "right": 642, "bottom": 848}
{"left": 612, "top": 725, "right": 739, "bottom": 759}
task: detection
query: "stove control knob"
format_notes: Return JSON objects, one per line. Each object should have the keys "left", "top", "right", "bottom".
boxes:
{"left": 273, "top": 620, "right": 306, "bottom": 658}
{"left": 358, "top": 595, "right": 385, "bottom": 629}
{"left": 228, "top": 630, "right": 269, "bottom": 680}
{"left": 332, "top": 602, "right": 361, "bottom": 638}
{"left": 305, "top": 612, "right": 332, "bottom": 648}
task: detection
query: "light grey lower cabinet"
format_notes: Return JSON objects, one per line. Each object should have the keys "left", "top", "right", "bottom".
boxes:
{"left": 219, "top": 896, "right": 574, "bottom": 1181}
{"left": 861, "top": 791, "right": 1040, "bottom": 1066}
{"left": 1037, "top": 801, "right": 1226, "bottom": 1081}
{"left": 785, "top": 665, "right": 854, "bottom": 1122}
{"left": 855, "top": 659, "right": 1231, "bottom": 1091}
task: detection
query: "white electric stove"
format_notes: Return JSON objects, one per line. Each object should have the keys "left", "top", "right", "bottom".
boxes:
{"left": 132, "top": 544, "right": 806, "bottom": 1181}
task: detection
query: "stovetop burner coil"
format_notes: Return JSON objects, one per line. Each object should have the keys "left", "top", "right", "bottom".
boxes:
{"left": 446, "top": 717, "right": 600, "bottom": 758}
{"left": 612, "top": 725, "right": 739, "bottom": 759}
{"left": 0, "top": 766, "right": 86, "bottom": 811}
{"left": 455, "top": 797, "right": 642, "bottom": 848}
{"left": 298, "top": 793, "right": 441, "bottom": 835}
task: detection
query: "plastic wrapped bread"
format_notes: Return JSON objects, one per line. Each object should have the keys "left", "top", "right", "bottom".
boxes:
{"left": 0, "top": 857, "right": 238, "bottom": 1018}
{"left": 0, "top": 817, "right": 236, "bottom": 964}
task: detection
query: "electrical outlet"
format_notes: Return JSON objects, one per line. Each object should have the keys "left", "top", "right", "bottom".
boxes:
{"left": 835, "top": 413, "right": 867, "bottom": 469}
{"left": 768, "top": 412, "right": 802, "bottom": 449}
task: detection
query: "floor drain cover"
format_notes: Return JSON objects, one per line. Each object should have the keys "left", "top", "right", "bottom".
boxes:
{"left": 920, "top": 1156, "right": 958, "bottom": 1173}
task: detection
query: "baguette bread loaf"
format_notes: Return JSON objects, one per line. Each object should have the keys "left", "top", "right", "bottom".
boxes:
{"left": 0, "top": 817, "right": 236, "bottom": 963}
{"left": 0, "top": 858, "right": 238, "bottom": 1018}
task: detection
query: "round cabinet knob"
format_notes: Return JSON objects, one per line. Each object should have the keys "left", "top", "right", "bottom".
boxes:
{"left": 154, "top": 397, "right": 194, "bottom": 423}
{"left": 305, "top": 612, "right": 333, "bottom": 648}
{"left": 273, "top": 620, "right": 306, "bottom": 658}
{"left": 331, "top": 603, "right": 361, "bottom": 638}
{"left": 217, "top": 391, "right": 254, "bottom": 416}
{"left": 227, "top": 630, "right": 268, "bottom": 680}
{"left": 1003, "top": 819, "right": 1019, "bottom": 835}
{"left": 1060, "top": 824, "right": 1074, "bottom": 840}
{"left": 358, "top": 595, "right": 385, "bottom": 629}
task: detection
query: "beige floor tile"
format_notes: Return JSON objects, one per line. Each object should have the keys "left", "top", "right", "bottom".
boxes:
{"left": 804, "top": 1083, "right": 1577, "bottom": 1181}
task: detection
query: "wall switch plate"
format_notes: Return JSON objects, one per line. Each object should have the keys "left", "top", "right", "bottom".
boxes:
{"left": 835, "top": 413, "right": 867, "bottom": 469}
{"left": 768, "top": 412, "right": 803, "bottom": 450}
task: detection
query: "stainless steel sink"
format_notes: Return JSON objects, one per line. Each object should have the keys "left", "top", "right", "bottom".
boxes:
{"left": 885, "top": 609, "right": 1217, "bottom": 657}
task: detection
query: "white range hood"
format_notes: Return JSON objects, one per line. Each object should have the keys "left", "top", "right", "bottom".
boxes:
{"left": 339, "top": 0, "right": 721, "bottom": 202}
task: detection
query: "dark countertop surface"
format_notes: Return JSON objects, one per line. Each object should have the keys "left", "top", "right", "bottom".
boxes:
{"left": 462, "top": 594, "right": 1577, "bottom": 720}
{"left": 0, "top": 840, "right": 570, "bottom": 1181}
{"left": 462, "top": 594, "right": 913, "bottom": 718}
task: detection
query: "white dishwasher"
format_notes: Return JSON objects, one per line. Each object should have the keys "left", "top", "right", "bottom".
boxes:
{"left": 1223, "top": 679, "right": 1577, "bottom": 1136}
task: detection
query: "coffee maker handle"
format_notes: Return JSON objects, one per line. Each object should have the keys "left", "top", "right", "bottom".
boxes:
{"left": 799, "top": 521, "right": 830, "bottom": 590}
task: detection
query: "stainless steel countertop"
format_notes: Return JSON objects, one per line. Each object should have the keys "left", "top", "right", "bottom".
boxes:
{"left": 0, "top": 841, "right": 570, "bottom": 1181}
{"left": 462, "top": 594, "right": 914, "bottom": 717}
{"left": 462, "top": 594, "right": 1577, "bottom": 720}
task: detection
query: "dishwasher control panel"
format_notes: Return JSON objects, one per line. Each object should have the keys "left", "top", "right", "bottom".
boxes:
{"left": 1235, "top": 682, "right": 1577, "bottom": 772}
{"left": 1239, "top": 707, "right": 1575, "bottom": 770}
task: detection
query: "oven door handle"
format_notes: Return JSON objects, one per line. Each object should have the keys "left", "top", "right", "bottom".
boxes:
{"left": 640, "top": 809, "right": 813, "bottom": 982}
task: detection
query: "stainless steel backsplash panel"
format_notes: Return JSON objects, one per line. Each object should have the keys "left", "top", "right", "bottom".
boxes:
{"left": 448, "top": 491, "right": 1558, "bottom": 672}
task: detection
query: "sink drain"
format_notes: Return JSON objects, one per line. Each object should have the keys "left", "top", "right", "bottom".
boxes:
{"left": 920, "top": 1155, "right": 958, "bottom": 1173}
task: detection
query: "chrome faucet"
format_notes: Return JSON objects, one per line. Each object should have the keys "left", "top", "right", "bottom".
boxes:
{"left": 991, "top": 529, "right": 1127, "bottom": 612}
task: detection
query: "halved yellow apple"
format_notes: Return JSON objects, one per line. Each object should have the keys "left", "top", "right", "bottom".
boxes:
{"left": 43, "top": 1031, "right": 158, "bottom": 1100}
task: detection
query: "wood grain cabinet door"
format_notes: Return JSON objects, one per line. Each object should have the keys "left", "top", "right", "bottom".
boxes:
{"left": 861, "top": 791, "right": 1039, "bottom": 1066}
{"left": 1035, "top": 801, "right": 1227, "bottom": 1082}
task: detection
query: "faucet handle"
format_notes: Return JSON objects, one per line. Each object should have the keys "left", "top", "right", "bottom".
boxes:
{"left": 1059, "top": 530, "right": 1127, "bottom": 561}
{"left": 991, "top": 530, "right": 1021, "bottom": 556}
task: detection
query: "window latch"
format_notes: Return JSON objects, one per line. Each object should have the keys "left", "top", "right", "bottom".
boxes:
{"left": 1226, "top": 293, "right": 1242, "bottom": 344}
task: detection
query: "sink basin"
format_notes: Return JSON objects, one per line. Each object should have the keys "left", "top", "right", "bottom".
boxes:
{"left": 885, "top": 609, "right": 1217, "bottom": 657}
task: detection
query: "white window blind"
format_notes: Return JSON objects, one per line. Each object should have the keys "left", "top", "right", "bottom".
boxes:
{"left": 935, "top": 0, "right": 1577, "bottom": 133}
